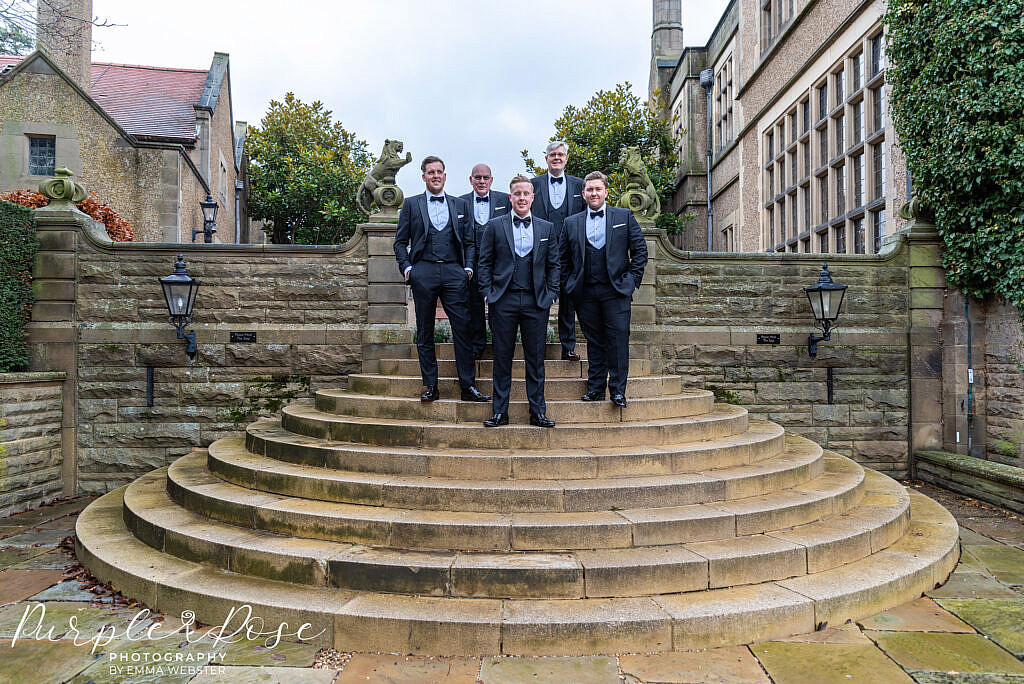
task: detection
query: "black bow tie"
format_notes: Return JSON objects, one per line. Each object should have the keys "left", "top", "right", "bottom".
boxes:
{"left": 590, "top": 210, "right": 604, "bottom": 219}
{"left": 549, "top": 176, "right": 564, "bottom": 184}
{"left": 429, "top": 196, "right": 444, "bottom": 203}
{"left": 475, "top": 196, "right": 489, "bottom": 203}
{"left": 513, "top": 216, "right": 531, "bottom": 227}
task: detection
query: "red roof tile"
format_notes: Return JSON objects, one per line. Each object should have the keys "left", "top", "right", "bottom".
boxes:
{"left": 1, "top": 55, "right": 207, "bottom": 144}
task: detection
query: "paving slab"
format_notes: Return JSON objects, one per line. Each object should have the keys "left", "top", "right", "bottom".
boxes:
{"left": 958, "top": 549, "right": 992, "bottom": 573}
{"left": 618, "top": 647, "right": 770, "bottom": 683}
{"left": 190, "top": 665, "right": 340, "bottom": 683}
{"left": 909, "top": 673, "right": 1024, "bottom": 683}
{"left": 10, "top": 547, "right": 72, "bottom": 569}
{"left": 0, "top": 601, "right": 159, "bottom": 640}
{"left": 750, "top": 641, "right": 914, "bottom": 684}
{"left": 0, "top": 568, "right": 64, "bottom": 605}
{"left": 964, "top": 545, "right": 1024, "bottom": 584}
{"left": 769, "top": 622, "right": 872, "bottom": 644}
{"left": 935, "top": 599, "right": 1024, "bottom": 657}
{"left": 0, "top": 637, "right": 102, "bottom": 682}
{"left": 962, "top": 517, "right": 1024, "bottom": 545}
{"left": 218, "top": 636, "right": 321, "bottom": 666}
{"left": 927, "top": 571, "right": 1022, "bottom": 599}
{"left": 67, "top": 635, "right": 227, "bottom": 684}
{"left": 960, "top": 528, "right": 1003, "bottom": 545}
{"left": 857, "top": 597, "right": 975, "bottom": 632}
{"left": 0, "top": 546, "right": 50, "bottom": 569}
{"left": 3, "top": 499, "right": 90, "bottom": 527}
{"left": 0, "top": 527, "right": 75, "bottom": 548}
{"left": 479, "top": 655, "right": 619, "bottom": 684}
{"left": 865, "top": 631, "right": 1024, "bottom": 674}
{"left": 29, "top": 579, "right": 115, "bottom": 603}
{"left": 338, "top": 653, "right": 482, "bottom": 682}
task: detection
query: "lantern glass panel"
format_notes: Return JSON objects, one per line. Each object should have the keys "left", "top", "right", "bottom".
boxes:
{"left": 823, "top": 286, "right": 846, "bottom": 321}
{"left": 807, "top": 290, "right": 824, "bottom": 320}
{"left": 201, "top": 198, "right": 218, "bottom": 223}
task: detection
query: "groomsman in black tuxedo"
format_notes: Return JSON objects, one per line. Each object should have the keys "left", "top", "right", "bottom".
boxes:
{"left": 530, "top": 141, "right": 586, "bottom": 361}
{"left": 394, "top": 155, "right": 490, "bottom": 403}
{"left": 459, "top": 163, "right": 510, "bottom": 359}
{"left": 561, "top": 171, "right": 647, "bottom": 408}
{"left": 477, "top": 175, "right": 560, "bottom": 428}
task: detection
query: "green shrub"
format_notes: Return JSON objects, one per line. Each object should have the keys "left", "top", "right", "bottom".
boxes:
{"left": 0, "top": 200, "right": 37, "bottom": 372}
{"left": 884, "top": 0, "right": 1024, "bottom": 310}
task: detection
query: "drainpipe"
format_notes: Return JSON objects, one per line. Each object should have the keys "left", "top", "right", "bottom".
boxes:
{"left": 700, "top": 68, "right": 715, "bottom": 251}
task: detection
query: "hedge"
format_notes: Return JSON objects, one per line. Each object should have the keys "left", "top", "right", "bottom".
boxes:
{"left": 0, "top": 199, "right": 38, "bottom": 372}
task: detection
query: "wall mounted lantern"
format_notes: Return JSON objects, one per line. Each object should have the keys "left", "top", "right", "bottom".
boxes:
{"left": 193, "top": 194, "right": 218, "bottom": 243}
{"left": 804, "top": 262, "right": 847, "bottom": 360}
{"left": 159, "top": 253, "right": 200, "bottom": 359}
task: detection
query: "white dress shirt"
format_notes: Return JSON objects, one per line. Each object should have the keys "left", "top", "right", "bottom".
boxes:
{"left": 426, "top": 190, "right": 450, "bottom": 229}
{"left": 472, "top": 194, "right": 490, "bottom": 225}
{"left": 548, "top": 173, "right": 566, "bottom": 209}
{"left": 513, "top": 213, "right": 534, "bottom": 258}
{"left": 586, "top": 204, "right": 607, "bottom": 249}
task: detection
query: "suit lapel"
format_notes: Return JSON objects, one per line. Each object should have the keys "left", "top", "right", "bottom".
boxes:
{"left": 418, "top": 193, "right": 431, "bottom": 234}
{"left": 502, "top": 214, "right": 515, "bottom": 256}
{"left": 539, "top": 175, "right": 552, "bottom": 216}
{"left": 531, "top": 219, "right": 543, "bottom": 266}
{"left": 488, "top": 193, "right": 498, "bottom": 221}
{"left": 445, "top": 194, "right": 462, "bottom": 246}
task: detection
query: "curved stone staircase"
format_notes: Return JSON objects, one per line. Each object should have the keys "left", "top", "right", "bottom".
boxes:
{"left": 76, "top": 342, "right": 959, "bottom": 655}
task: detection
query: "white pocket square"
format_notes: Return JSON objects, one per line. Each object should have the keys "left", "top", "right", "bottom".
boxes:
{"left": 613, "top": 223, "right": 626, "bottom": 228}
{"left": 458, "top": 214, "right": 464, "bottom": 218}
{"left": 572, "top": 193, "right": 581, "bottom": 197}
{"left": 540, "top": 238, "right": 548, "bottom": 242}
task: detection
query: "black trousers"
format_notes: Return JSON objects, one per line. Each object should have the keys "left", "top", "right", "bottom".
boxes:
{"left": 573, "top": 282, "right": 632, "bottom": 396}
{"left": 409, "top": 261, "right": 476, "bottom": 390}
{"left": 489, "top": 290, "right": 548, "bottom": 415}
{"left": 557, "top": 293, "right": 576, "bottom": 353}
{"left": 468, "top": 274, "right": 487, "bottom": 357}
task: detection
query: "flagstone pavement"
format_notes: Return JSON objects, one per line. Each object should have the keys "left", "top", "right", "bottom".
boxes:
{"left": 0, "top": 481, "right": 1021, "bottom": 684}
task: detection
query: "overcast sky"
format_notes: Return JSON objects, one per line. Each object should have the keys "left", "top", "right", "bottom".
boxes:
{"left": 90, "top": 1, "right": 728, "bottom": 196}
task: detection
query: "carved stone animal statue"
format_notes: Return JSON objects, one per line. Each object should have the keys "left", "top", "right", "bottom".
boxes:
{"left": 357, "top": 139, "right": 413, "bottom": 215}
{"left": 618, "top": 146, "right": 661, "bottom": 219}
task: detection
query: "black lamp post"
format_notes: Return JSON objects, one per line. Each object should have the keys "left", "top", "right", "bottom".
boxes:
{"left": 804, "top": 262, "right": 847, "bottom": 360}
{"left": 159, "top": 253, "right": 200, "bottom": 359}
{"left": 193, "top": 194, "right": 218, "bottom": 243}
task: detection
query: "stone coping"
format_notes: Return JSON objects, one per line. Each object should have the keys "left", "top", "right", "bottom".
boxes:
{"left": 916, "top": 451, "right": 1024, "bottom": 490}
{"left": 0, "top": 371, "right": 67, "bottom": 384}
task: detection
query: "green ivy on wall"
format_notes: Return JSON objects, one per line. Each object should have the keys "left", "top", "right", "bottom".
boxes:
{"left": 884, "top": 0, "right": 1024, "bottom": 311}
{"left": 0, "top": 200, "right": 37, "bottom": 372}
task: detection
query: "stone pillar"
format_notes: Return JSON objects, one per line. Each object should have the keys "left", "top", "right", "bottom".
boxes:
{"left": 29, "top": 202, "right": 91, "bottom": 496}
{"left": 633, "top": 227, "right": 660, "bottom": 325}
{"left": 37, "top": 0, "right": 93, "bottom": 95}
{"left": 902, "top": 199, "right": 945, "bottom": 468}
{"left": 362, "top": 221, "right": 413, "bottom": 372}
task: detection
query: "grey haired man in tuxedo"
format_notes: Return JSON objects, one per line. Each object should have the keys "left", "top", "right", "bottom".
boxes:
{"left": 459, "top": 163, "right": 510, "bottom": 359}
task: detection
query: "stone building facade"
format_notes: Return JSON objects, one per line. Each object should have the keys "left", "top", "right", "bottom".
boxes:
{"left": 652, "top": 0, "right": 907, "bottom": 255}
{"left": 0, "top": 0, "right": 247, "bottom": 243}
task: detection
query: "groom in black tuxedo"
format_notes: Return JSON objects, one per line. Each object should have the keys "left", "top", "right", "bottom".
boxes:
{"left": 530, "top": 141, "right": 585, "bottom": 361}
{"left": 393, "top": 155, "right": 489, "bottom": 403}
{"left": 477, "top": 175, "right": 560, "bottom": 427}
{"left": 459, "top": 163, "right": 510, "bottom": 359}
{"left": 561, "top": 171, "right": 647, "bottom": 408}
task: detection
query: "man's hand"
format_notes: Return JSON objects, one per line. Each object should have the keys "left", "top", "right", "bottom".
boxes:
{"left": 465, "top": 268, "right": 473, "bottom": 279}
{"left": 404, "top": 267, "right": 411, "bottom": 281}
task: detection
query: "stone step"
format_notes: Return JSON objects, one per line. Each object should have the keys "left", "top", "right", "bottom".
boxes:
{"left": 312, "top": 390, "right": 713, "bottom": 425}
{"left": 431, "top": 342, "right": 600, "bottom": 360}
{"left": 279, "top": 400, "right": 749, "bottom": 450}
{"left": 347, "top": 374, "right": 682, "bottom": 400}
{"left": 121, "top": 467, "right": 909, "bottom": 599}
{"left": 165, "top": 451, "right": 866, "bottom": 551}
{"left": 207, "top": 434, "right": 823, "bottom": 512}
{"left": 245, "top": 419, "right": 787, "bottom": 479}
{"left": 377, "top": 357, "right": 655, "bottom": 379}
{"left": 75, "top": 485, "right": 959, "bottom": 654}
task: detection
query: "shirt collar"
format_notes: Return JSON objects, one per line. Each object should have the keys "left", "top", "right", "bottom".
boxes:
{"left": 474, "top": 192, "right": 489, "bottom": 200}
{"left": 512, "top": 211, "right": 533, "bottom": 223}
{"left": 588, "top": 203, "right": 607, "bottom": 215}
{"left": 548, "top": 172, "right": 564, "bottom": 181}
{"left": 426, "top": 190, "right": 446, "bottom": 200}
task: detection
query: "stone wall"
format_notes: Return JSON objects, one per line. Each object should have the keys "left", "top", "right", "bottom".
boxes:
{"left": 652, "top": 232, "right": 913, "bottom": 476}
{"left": 0, "top": 372, "right": 65, "bottom": 516}
{"left": 983, "top": 300, "right": 1024, "bottom": 466}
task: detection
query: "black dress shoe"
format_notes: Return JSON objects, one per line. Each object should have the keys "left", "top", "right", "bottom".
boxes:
{"left": 461, "top": 386, "right": 491, "bottom": 402}
{"left": 529, "top": 412, "right": 556, "bottom": 428}
{"left": 561, "top": 349, "right": 581, "bottom": 361}
{"left": 581, "top": 390, "right": 605, "bottom": 402}
{"left": 483, "top": 412, "right": 509, "bottom": 427}
{"left": 421, "top": 386, "right": 439, "bottom": 402}
{"left": 611, "top": 394, "right": 627, "bottom": 408}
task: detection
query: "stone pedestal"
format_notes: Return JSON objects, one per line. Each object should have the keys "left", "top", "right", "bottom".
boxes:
{"left": 633, "top": 226, "right": 659, "bottom": 325}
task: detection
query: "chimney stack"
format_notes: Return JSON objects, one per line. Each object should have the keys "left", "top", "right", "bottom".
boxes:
{"left": 37, "top": 0, "right": 92, "bottom": 94}
{"left": 652, "top": 0, "right": 683, "bottom": 61}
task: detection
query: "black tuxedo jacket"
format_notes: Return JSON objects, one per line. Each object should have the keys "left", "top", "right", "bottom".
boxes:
{"left": 561, "top": 205, "right": 648, "bottom": 298}
{"left": 529, "top": 173, "right": 585, "bottom": 222}
{"left": 394, "top": 193, "right": 474, "bottom": 275}
{"left": 478, "top": 214, "right": 560, "bottom": 310}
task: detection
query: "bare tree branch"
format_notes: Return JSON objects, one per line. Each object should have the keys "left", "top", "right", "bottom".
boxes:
{"left": 0, "top": 0, "right": 120, "bottom": 54}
